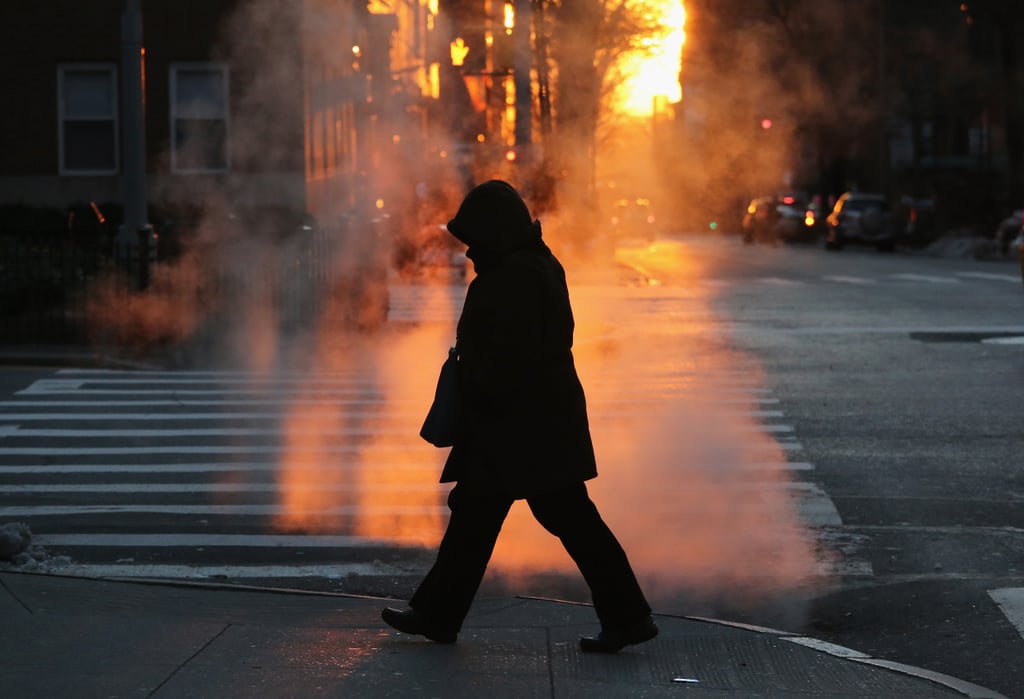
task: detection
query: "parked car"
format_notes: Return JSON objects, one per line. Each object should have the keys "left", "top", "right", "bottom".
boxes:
{"left": 825, "top": 192, "right": 896, "bottom": 252}
{"left": 1015, "top": 216, "right": 1024, "bottom": 287}
{"left": 609, "top": 198, "right": 657, "bottom": 242}
{"left": 741, "top": 196, "right": 776, "bottom": 243}
{"left": 899, "top": 197, "right": 937, "bottom": 248}
{"left": 1018, "top": 232, "right": 1023, "bottom": 287}
{"left": 994, "top": 209, "right": 1022, "bottom": 258}
{"left": 741, "top": 194, "right": 819, "bottom": 244}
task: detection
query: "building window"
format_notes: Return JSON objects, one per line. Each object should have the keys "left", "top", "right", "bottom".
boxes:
{"left": 58, "top": 64, "right": 119, "bottom": 175}
{"left": 170, "top": 63, "right": 229, "bottom": 173}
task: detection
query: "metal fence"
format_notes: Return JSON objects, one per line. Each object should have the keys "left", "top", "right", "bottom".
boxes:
{"left": 0, "top": 237, "right": 120, "bottom": 344}
{"left": 0, "top": 223, "right": 391, "bottom": 347}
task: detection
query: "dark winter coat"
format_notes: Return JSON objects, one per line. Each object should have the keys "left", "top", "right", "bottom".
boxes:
{"left": 439, "top": 180, "right": 598, "bottom": 498}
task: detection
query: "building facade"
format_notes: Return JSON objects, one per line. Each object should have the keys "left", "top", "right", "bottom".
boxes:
{"left": 0, "top": 0, "right": 447, "bottom": 229}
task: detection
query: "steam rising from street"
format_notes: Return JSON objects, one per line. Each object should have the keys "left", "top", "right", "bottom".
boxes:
{"left": 81, "top": 0, "right": 821, "bottom": 611}
{"left": 487, "top": 246, "right": 821, "bottom": 607}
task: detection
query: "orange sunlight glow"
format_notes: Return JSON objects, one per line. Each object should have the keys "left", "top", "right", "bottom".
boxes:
{"left": 488, "top": 241, "right": 822, "bottom": 604}
{"left": 616, "top": 0, "right": 686, "bottom": 116}
{"left": 271, "top": 235, "right": 820, "bottom": 607}
{"left": 275, "top": 283, "right": 456, "bottom": 547}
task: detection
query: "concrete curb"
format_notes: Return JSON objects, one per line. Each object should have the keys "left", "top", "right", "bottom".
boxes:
{"left": 684, "top": 614, "right": 1010, "bottom": 699}
{"left": 0, "top": 346, "right": 163, "bottom": 371}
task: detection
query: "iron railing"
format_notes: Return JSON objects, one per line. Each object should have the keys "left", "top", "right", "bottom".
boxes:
{"left": 0, "top": 221, "right": 391, "bottom": 347}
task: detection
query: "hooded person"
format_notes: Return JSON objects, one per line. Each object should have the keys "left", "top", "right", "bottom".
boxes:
{"left": 382, "top": 180, "right": 657, "bottom": 653}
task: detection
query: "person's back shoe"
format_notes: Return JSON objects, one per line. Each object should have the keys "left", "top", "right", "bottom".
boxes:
{"left": 381, "top": 607, "right": 457, "bottom": 644}
{"left": 579, "top": 616, "right": 658, "bottom": 653}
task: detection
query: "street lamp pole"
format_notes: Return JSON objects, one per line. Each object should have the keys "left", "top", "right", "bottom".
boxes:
{"left": 512, "top": 0, "right": 531, "bottom": 158}
{"left": 878, "top": 0, "right": 887, "bottom": 192}
{"left": 119, "top": 0, "right": 152, "bottom": 288}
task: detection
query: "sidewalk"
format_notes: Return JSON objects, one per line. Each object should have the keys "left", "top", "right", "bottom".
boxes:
{"left": 0, "top": 345, "right": 162, "bottom": 370}
{"left": 0, "top": 572, "right": 1007, "bottom": 698}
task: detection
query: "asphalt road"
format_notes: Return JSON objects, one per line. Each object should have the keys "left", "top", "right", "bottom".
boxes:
{"left": 1, "top": 232, "right": 1022, "bottom": 696}
{"left": 616, "top": 233, "right": 1024, "bottom": 698}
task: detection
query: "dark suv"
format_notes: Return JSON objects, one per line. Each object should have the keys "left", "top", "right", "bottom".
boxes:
{"left": 742, "top": 194, "right": 819, "bottom": 244}
{"left": 825, "top": 192, "right": 896, "bottom": 251}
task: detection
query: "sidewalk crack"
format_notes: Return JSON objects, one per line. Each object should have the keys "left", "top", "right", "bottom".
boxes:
{"left": 545, "top": 626, "right": 556, "bottom": 698}
{"left": 147, "top": 622, "right": 231, "bottom": 697}
{"left": 0, "top": 576, "right": 34, "bottom": 615}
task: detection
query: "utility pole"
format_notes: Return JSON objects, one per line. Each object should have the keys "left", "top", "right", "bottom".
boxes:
{"left": 119, "top": 0, "right": 152, "bottom": 289}
{"left": 877, "top": 0, "right": 886, "bottom": 193}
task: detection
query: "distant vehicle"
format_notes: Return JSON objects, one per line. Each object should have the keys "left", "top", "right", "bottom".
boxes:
{"left": 994, "top": 209, "right": 1022, "bottom": 258}
{"left": 899, "top": 197, "right": 937, "bottom": 248}
{"left": 825, "top": 192, "right": 896, "bottom": 252}
{"left": 1018, "top": 232, "right": 1023, "bottom": 287}
{"left": 610, "top": 198, "right": 657, "bottom": 242}
{"left": 741, "top": 194, "right": 819, "bottom": 244}
{"left": 1015, "top": 214, "right": 1024, "bottom": 287}
{"left": 741, "top": 196, "right": 776, "bottom": 244}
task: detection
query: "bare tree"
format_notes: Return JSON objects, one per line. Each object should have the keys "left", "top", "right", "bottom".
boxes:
{"left": 536, "top": 0, "right": 671, "bottom": 231}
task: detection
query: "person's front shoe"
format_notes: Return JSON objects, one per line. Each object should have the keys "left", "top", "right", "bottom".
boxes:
{"left": 381, "top": 607, "right": 457, "bottom": 644}
{"left": 579, "top": 615, "right": 658, "bottom": 653}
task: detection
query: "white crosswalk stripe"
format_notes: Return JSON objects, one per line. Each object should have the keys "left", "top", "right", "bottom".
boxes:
{"left": 889, "top": 273, "right": 962, "bottom": 284}
{"left": 989, "top": 589, "right": 1024, "bottom": 641}
{"left": 387, "top": 283, "right": 465, "bottom": 323}
{"left": 956, "top": 272, "right": 1021, "bottom": 283}
{"left": 684, "top": 270, "right": 1019, "bottom": 288}
{"left": 756, "top": 276, "right": 805, "bottom": 286}
{"left": 821, "top": 275, "right": 877, "bottom": 285}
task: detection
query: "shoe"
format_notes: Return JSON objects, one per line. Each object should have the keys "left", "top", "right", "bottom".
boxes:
{"left": 579, "top": 616, "right": 659, "bottom": 653}
{"left": 381, "top": 607, "right": 457, "bottom": 644}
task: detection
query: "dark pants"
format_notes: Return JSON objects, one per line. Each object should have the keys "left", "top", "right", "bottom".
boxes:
{"left": 410, "top": 481, "right": 651, "bottom": 633}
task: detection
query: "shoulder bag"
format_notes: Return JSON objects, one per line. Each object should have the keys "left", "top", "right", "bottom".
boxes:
{"left": 419, "top": 346, "right": 461, "bottom": 447}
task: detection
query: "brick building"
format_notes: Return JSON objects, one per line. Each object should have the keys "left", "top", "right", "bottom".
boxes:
{"left": 0, "top": 0, "right": 440, "bottom": 228}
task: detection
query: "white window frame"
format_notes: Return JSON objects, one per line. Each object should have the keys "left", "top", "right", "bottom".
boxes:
{"left": 57, "top": 63, "right": 119, "bottom": 176}
{"left": 170, "top": 62, "right": 230, "bottom": 174}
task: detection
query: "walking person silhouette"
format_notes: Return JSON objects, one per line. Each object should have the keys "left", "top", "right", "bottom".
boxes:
{"left": 382, "top": 180, "right": 657, "bottom": 653}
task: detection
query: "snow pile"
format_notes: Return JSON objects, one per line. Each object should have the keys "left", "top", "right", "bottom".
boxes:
{"left": 0, "top": 523, "right": 72, "bottom": 572}
{"left": 920, "top": 236, "right": 979, "bottom": 259}
{"left": 0, "top": 522, "right": 31, "bottom": 559}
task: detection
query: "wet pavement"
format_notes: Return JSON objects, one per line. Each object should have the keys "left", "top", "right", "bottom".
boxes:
{"left": 0, "top": 571, "right": 1007, "bottom": 698}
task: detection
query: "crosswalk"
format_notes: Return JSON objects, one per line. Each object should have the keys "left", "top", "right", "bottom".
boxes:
{"left": 0, "top": 354, "right": 866, "bottom": 588}
{"left": 0, "top": 367, "right": 446, "bottom": 582}
{"left": 728, "top": 271, "right": 1020, "bottom": 288}
{"left": 990, "top": 589, "right": 1024, "bottom": 643}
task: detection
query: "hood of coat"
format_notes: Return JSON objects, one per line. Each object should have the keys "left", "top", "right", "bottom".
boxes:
{"left": 447, "top": 180, "right": 540, "bottom": 257}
